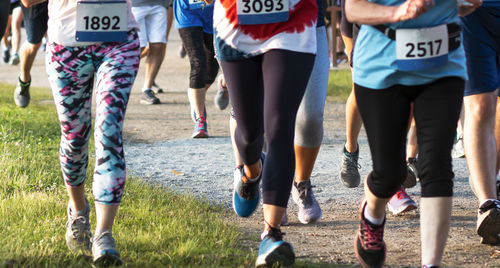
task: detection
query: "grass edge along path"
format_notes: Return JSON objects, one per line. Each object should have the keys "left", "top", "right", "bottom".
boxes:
{"left": 0, "top": 82, "right": 256, "bottom": 267}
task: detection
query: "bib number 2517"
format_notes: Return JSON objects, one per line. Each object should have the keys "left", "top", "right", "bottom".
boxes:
{"left": 76, "top": 1, "right": 128, "bottom": 42}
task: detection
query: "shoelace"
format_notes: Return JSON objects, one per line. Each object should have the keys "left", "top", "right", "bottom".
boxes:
{"left": 343, "top": 153, "right": 361, "bottom": 172}
{"left": 479, "top": 200, "right": 500, "bottom": 214}
{"left": 297, "top": 183, "right": 315, "bottom": 206}
{"left": 264, "top": 226, "right": 285, "bottom": 241}
{"left": 394, "top": 187, "right": 410, "bottom": 200}
{"left": 360, "top": 221, "right": 384, "bottom": 250}
{"left": 93, "top": 230, "right": 115, "bottom": 249}
{"left": 67, "top": 215, "right": 90, "bottom": 239}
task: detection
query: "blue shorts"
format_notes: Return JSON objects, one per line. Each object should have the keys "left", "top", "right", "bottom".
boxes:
{"left": 460, "top": 4, "right": 500, "bottom": 96}
{"left": 21, "top": 2, "right": 48, "bottom": 45}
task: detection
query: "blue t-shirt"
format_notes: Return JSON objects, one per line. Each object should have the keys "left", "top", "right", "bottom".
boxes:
{"left": 353, "top": 0, "right": 467, "bottom": 89}
{"left": 174, "top": 0, "right": 214, "bottom": 34}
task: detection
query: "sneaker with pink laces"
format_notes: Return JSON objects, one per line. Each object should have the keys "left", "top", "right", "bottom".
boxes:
{"left": 355, "top": 200, "right": 386, "bottom": 268}
{"left": 387, "top": 186, "right": 417, "bottom": 215}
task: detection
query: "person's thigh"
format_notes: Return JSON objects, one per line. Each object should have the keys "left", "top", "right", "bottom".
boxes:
{"left": 146, "top": 5, "right": 167, "bottom": 44}
{"left": 21, "top": 2, "right": 48, "bottom": 44}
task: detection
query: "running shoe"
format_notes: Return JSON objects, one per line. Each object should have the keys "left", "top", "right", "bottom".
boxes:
{"left": 477, "top": 199, "right": 500, "bottom": 245}
{"left": 140, "top": 89, "right": 160, "bottom": 105}
{"left": 178, "top": 45, "right": 186, "bottom": 58}
{"left": 339, "top": 145, "right": 361, "bottom": 188}
{"left": 403, "top": 157, "right": 418, "bottom": 188}
{"left": 65, "top": 200, "right": 92, "bottom": 252}
{"left": 192, "top": 115, "right": 208, "bottom": 138}
{"left": 214, "top": 74, "right": 229, "bottom": 110}
{"left": 451, "top": 133, "right": 465, "bottom": 158}
{"left": 387, "top": 186, "right": 417, "bottom": 215}
{"left": 291, "top": 180, "right": 322, "bottom": 224}
{"left": 232, "top": 154, "right": 265, "bottom": 217}
{"left": 14, "top": 78, "right": 31, "bottom": 108}
{"left": 151, "top": 81, "right": 164, "bottom": 94}
{"left": 355, "top": 200, "right": 386, "bottom": 268}
{"left": 255, "top": 227, "right": 295, "bottom": 267}
{"left": 191, "top": 107, "right": 207, "bottom": 123}
{"left": 3, "top": 48, "right": 10, "bottom": 63}
{"left": 92, "top": 230, "right": 122, "bottom": 267}
{"left": 9, "top": 53, "right": 19, "bottom": 65}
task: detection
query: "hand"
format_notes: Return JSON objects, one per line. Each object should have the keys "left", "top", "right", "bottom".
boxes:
{"left": 458, "top": 0, "right": 482, "bottom": 16}
{"left": 393, "top": 0, "right": 435, "bottom": 22}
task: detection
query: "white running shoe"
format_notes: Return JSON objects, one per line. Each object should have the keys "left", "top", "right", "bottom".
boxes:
{"left": 387, "top": 187, "right": 417, "bottom": 215}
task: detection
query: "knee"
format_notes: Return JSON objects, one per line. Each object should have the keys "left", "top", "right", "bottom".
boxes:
{"left": 295, "top": 116, "right": 324, "bottom": 147}
{"left": 367, "top": 170, "right": 404, "bottom": 198}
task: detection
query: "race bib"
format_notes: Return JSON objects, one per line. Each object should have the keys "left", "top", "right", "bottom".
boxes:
{"left": 75, "top": 1, "right": 128, "bottom": 42}
{"left": 188, "top": 0, "right": 205, "bottom": 9}
{"left": 237, "top": 0, "right": 289, "bottom": 25}
{"left": 395, "top": 24, "right": 449, "bottom": 71}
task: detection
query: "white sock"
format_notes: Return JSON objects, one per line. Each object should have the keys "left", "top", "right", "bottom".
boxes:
{"left": 364, "top": 205, "right": 385, "bottom": 225}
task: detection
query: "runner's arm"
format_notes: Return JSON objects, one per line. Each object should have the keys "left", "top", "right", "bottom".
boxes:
{"left": 345, "top": 0, "right": 433, "bottom": 25}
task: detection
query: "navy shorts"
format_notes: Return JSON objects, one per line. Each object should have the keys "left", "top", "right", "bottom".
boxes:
{"left": 460, "top": 3, "right": 500, "bottom": 96}
{"left": 21, "top": 2, "right": 48, "bottom": 45}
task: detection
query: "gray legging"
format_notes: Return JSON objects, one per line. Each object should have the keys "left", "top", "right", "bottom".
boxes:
{"left": 294, "top": 26, "right": 329, "bottom": 148}
{"left": 0, "top": 0, "right": 10, "bottom": 38}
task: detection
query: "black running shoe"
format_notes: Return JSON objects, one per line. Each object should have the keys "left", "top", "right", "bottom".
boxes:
{"left": 355, "top": 200, "right": 386, "bottom": 268}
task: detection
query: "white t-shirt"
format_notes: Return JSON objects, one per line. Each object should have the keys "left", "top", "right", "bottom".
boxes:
{"left": 47, "top": 0, "right": 139, "bottom": 46}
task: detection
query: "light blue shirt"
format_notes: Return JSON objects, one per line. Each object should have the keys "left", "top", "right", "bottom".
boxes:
{"left": 353, "top": 0, "right": 467, "bottom": 89}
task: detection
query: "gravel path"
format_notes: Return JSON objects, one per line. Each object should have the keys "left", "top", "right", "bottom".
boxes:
{"left": 2, "top": 30, "right": 499, "bottom": 267}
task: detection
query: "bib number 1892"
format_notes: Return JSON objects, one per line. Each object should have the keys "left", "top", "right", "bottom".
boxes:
{"left": 83, "top": 16, "right": 121, "bottom": 31}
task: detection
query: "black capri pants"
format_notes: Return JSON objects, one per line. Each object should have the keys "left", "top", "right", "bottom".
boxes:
{"left": 0, "top": 0, "right": 10, "bottom": 38}
{"left": 221, "top": 49, "right": 315, "bottom": 207}
{"left": 178, "top": 27, "right": 219, "bottom": 89}
{"left": 355, "top": 77, "right": 464, "bottom": 198}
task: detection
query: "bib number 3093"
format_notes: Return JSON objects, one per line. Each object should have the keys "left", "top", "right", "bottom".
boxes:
{"left": 76, "top": 1, "right": 128, "bottom": 42}
{"left": 237, "top": 0, "right": 289, "bottom": 25}
{"left": 395, "top": 24, "right": 449, "bottom": 71}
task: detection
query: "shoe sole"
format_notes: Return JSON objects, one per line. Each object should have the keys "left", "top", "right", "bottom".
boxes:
{"left": 255, "top": 242, "right": 295, "bottom": 267}
{"left": 477, "top": 208, "right": 500, "bottom": 245}
{"left": 192, "top": 131, "right": 208, "bottom": 138}
{"left": 388, "top": 203, "right": 417, "bottom": 216}
{"left": 92, "top": 253, "right": 122, "bottom": 267}
{"left": 140, "top": 100, "right": 160, "bottom": 105}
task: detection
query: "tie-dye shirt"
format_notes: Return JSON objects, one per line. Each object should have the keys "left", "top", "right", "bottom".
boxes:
{"left": 213, "top": 0, "right": 318, "bottom": 61}
{"left": 47, "top": 0, "right": 139, "bottom": 47}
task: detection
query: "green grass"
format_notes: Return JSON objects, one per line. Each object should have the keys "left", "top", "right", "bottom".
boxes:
{"left": 327, "top": 69, "right": 353, "bottom": 102}
{"left": 0, "top": 83, "right": 256, "bottom": 267}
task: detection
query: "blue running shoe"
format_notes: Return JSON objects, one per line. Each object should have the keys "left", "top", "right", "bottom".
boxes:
{"left": 232, "top": 153, "right": 265, "bottom": 217}
{"left": 192, "top": 115, "right": 208, "bottom": 138}
{"left": 255, "top": 227, "right": 295, "bottom": 267}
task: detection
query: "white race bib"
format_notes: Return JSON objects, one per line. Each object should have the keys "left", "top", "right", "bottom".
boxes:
{"left": 76, "top": 1, "right": 128, "bottom": 42}
{"left": 236, "top": 0, "right": 289, "bottom": 25}
{"left": 188, "top": 0, "right": 205, "bottom": 10}
{"left": 395, "top": 24, "right": 449, "bottom": 71}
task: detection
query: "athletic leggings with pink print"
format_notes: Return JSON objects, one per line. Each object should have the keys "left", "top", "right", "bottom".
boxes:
{"left": 46, "top": 31, "right": 140, "bottom": 204}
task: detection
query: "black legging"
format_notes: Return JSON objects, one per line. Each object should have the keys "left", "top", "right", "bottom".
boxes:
{"left": 178, "top": 27, "right": 219, "bottom": 89}
{"left": 355, "top": 77, "right": 464, "bottom": 198}
{"left": 221, "top": 49, "right": 315, "bottom": 207}
{"left": 0, "top": 0, "right": 10, "bottom": 38}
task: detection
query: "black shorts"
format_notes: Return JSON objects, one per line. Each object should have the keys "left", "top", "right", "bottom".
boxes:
{"left": 10, "top": 1, "right": 20, "bottom": 14}
{"left": 21, "top": 2, "right": 48, "bottom": 44}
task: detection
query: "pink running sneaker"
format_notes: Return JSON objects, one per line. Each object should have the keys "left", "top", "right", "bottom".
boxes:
{"left": 387, "top": 186, "right": 417, "bottom": 215}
